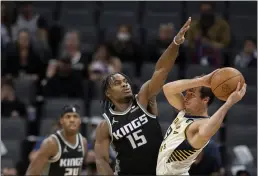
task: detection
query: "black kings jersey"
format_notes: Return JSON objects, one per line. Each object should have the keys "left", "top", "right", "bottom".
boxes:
{"left": 103, "top": 97, "right": 163, "bottom": 175}
{"left": 42, "top": 130, "right": 85, "bottom": 176}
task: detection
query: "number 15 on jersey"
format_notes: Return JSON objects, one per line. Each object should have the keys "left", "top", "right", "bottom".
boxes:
{"left": 126, "top": 129, "right": 147, "bottom": 149}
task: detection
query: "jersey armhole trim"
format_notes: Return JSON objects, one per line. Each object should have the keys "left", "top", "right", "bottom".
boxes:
{"left": 79, "top": 134, "right": 85, "bottom": 157}
{"left": 184, "top": 120, "right": 210, "bottom": 151}
{"left": 103, "top": 113, "right": 113, "bottom": 143}
{"left": 49, "top": 134, "right": 62, "bottom": 163}
{"left": 183, "top": 121, "right": 201, "bottom": 150}
{"left": 135, "top": 95, "right": 156, "bottom": 119}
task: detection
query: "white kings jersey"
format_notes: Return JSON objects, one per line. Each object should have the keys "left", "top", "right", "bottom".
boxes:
{"left": 156, "top": 110, "right": 209, "bottom": 175}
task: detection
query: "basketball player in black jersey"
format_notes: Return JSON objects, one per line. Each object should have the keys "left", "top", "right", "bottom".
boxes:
{"left": 26, "top": 105, "right": 87, "bottom": 176}
{"left": 94, "top": 17, "right": 192, "bottom": 175}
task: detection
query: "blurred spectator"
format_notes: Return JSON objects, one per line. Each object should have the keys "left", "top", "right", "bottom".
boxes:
{"left": 11, "top": 2, "right": 40, "bottom": 42}
{"left": 48, "top": 24, "right": 64, "bottom": 58}
{"left": 2, "top": 167, "right": 17, "bottom": 175}
{"left": 1, "top": 140, "right": 8, "bottom": 156}
{"left": 234, "top": 37, "right": 257, "bottom": 68}
{"left": 34, "top": 15, "right": 52, "bottom": 64}
{"left": 147, "top": 23, "right": 187, "bottom": 78}
{"left": 3, "top": 29, "right": 45, "bottom": 80}
{"left": 58, "top": 30, "right": 91, "bottom": 78}
{"left": 189, "top": 141, "right": 222, "bottom": 176}
{"left": 236, "top": 170, "right": 251, "bottom": 176}
{"left": 42, "top": 57, "right": 84, "bottom": 98}
{"left": 147, "top": 23, "right": 174, "bottom": 62}
{"left": 1, "top": 79, "right": 27, "bottom": 118}
{"left": 187, "top": 2, "right": 230, "bottom": 66}
{"left": 1, "top": 2, "right": 11, "bottom": 48}
{"left": 108, "top": 24, "right": 142, "bottom": 76}
{"left": 89, "top": 44, "right": 122, "bottom": 82}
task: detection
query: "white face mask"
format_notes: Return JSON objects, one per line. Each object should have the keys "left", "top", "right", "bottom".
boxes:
{"left": 117, "top": 32, "right": 130, "bottom": 42}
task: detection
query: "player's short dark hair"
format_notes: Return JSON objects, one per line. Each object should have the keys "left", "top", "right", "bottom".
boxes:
{"left": 60, "top": 104, "right": 81, "bottom": 118}
{"left": 199, "top": 86, "right": 214, "bottom": 106}
{"left": 194, "top": 75, "right": 214, "bottom": 106}
{"left": 101, "top": 72, "right": 133, "bottom": 112}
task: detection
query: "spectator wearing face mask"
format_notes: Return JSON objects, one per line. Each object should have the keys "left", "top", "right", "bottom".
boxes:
{"left": 234, "top": 37, "right": 257, "bottom": 68}
{"left": 187, "top": 2, "right": 230, "bottom": 66}
{"left": 108, "top": 24, "right": 142, "bottom": 76}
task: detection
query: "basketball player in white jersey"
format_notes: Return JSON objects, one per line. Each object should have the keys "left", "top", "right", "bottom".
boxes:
{"left": 156, "top": 70, "right": 247, "bottom": 175}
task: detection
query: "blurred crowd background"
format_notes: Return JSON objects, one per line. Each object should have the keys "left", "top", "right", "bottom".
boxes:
{"left": 1, "top": 1, "right": 257, "bottom": 176}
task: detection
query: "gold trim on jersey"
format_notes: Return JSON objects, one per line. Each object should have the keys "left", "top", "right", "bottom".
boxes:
{"left": 166, "top": 149, "right": 197, "bottom": 163}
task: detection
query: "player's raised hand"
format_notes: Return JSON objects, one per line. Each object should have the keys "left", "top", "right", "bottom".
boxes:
{"left": 226, "top": 82, "right": 247, "bottom": 105}
{"left": 200, "top": 69, "right": 220, "bottom": 87}
{"left": 174, "top": 17, "right": 191, "bottom": 45}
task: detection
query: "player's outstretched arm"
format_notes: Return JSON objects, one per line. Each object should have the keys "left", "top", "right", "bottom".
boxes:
{"left": 138, "top": 18, "right": 191, "bottom": 107}
{"left": 188, "top": 83, "right": 247, "bottom": 149}
{"left": 26, "top": 137, "right": 58, "bottom": 175}
{"left": 94, "top": 121, "right": 113, "bottom": 175}
{"left": 163, "top": 70, "right": 219, "bottom": 110}
{"left": 199, "top": 83, "right": 247, "bottom": 140}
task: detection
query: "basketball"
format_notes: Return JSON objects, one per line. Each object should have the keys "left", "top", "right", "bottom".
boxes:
{"left": 211, "top": 67, "right": 245, "bottom": 101}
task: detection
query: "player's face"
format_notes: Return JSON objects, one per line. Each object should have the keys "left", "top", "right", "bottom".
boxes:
{"left": 60, "top": 112, "right": 81, "bottom": 134}
{"left": 106, "top": 73, "right": 133, "bottom": 103}
{"left": 184, "top": 87, "right": 207, "bottom": 115}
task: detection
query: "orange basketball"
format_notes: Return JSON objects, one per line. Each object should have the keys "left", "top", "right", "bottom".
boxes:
{"left": 211, "top": 67, "right": 245, "bottom": 101}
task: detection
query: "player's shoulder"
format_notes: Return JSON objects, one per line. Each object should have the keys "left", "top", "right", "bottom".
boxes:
{"left": 175, "top": 110, "right": 187, "bottom": 120}
{"left": 37, "top": 135, "right": 59, "bottom": 157}
{"left": 96, "top": 120, "right": 110, "bottom": 138}
{"left": 42, "top": 135, "right": 59, "bottom": 148}
{"left": 174, "top": 110, "right": 195, "bottom": 126}
{"left": 98, "top": 120, "right": 109, "bottom": 129}
{"left": 81, "top": 136, "right": 87, "bottom": 146}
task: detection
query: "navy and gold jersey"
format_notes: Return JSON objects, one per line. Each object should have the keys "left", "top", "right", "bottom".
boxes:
{"left": 156, "top": 110, "right": 209, "bottom": 175}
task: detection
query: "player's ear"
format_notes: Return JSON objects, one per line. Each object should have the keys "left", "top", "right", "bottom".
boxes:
{"left": 60, "top": 117, "right": 64, "bottom": 126}
{"left": 106, "top": 89, "right": 111, "bottom": 98}
{"left": 203, "top": 97, "right": 210, "bottom": 105}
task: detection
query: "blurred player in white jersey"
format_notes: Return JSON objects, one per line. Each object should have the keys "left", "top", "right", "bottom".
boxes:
{"left": 156, "top": 71, "right": 247, "bottom": 175}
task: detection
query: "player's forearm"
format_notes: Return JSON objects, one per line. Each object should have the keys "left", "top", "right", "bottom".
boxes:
{"left": 199, "top": 102, "right": 232, "bottom": 139}
{"left": 96, "top": 158, "right": 114, "bottom": 175}
{"left": 25, "top": 167, "right": 41, "bottom": 176}
{"left": 163, "top": 78, "right": 204, "bottom": 94}
{"left": 154, "top": 42, "right": 179, "bottom": 73}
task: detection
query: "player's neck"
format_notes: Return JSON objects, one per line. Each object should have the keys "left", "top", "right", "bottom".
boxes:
{"left": 113, "top": 100, "right": 133, "bottom": 112}
{"left": 61, "top": 130, "right": 77, "bottom": 145}
{"left": 190, "top": 110, "right": 209, "bottom": 117}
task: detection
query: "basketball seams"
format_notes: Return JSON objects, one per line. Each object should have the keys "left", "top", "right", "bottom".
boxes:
{"left": 212, "top": 74, "right": 241, "bottom": 92}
